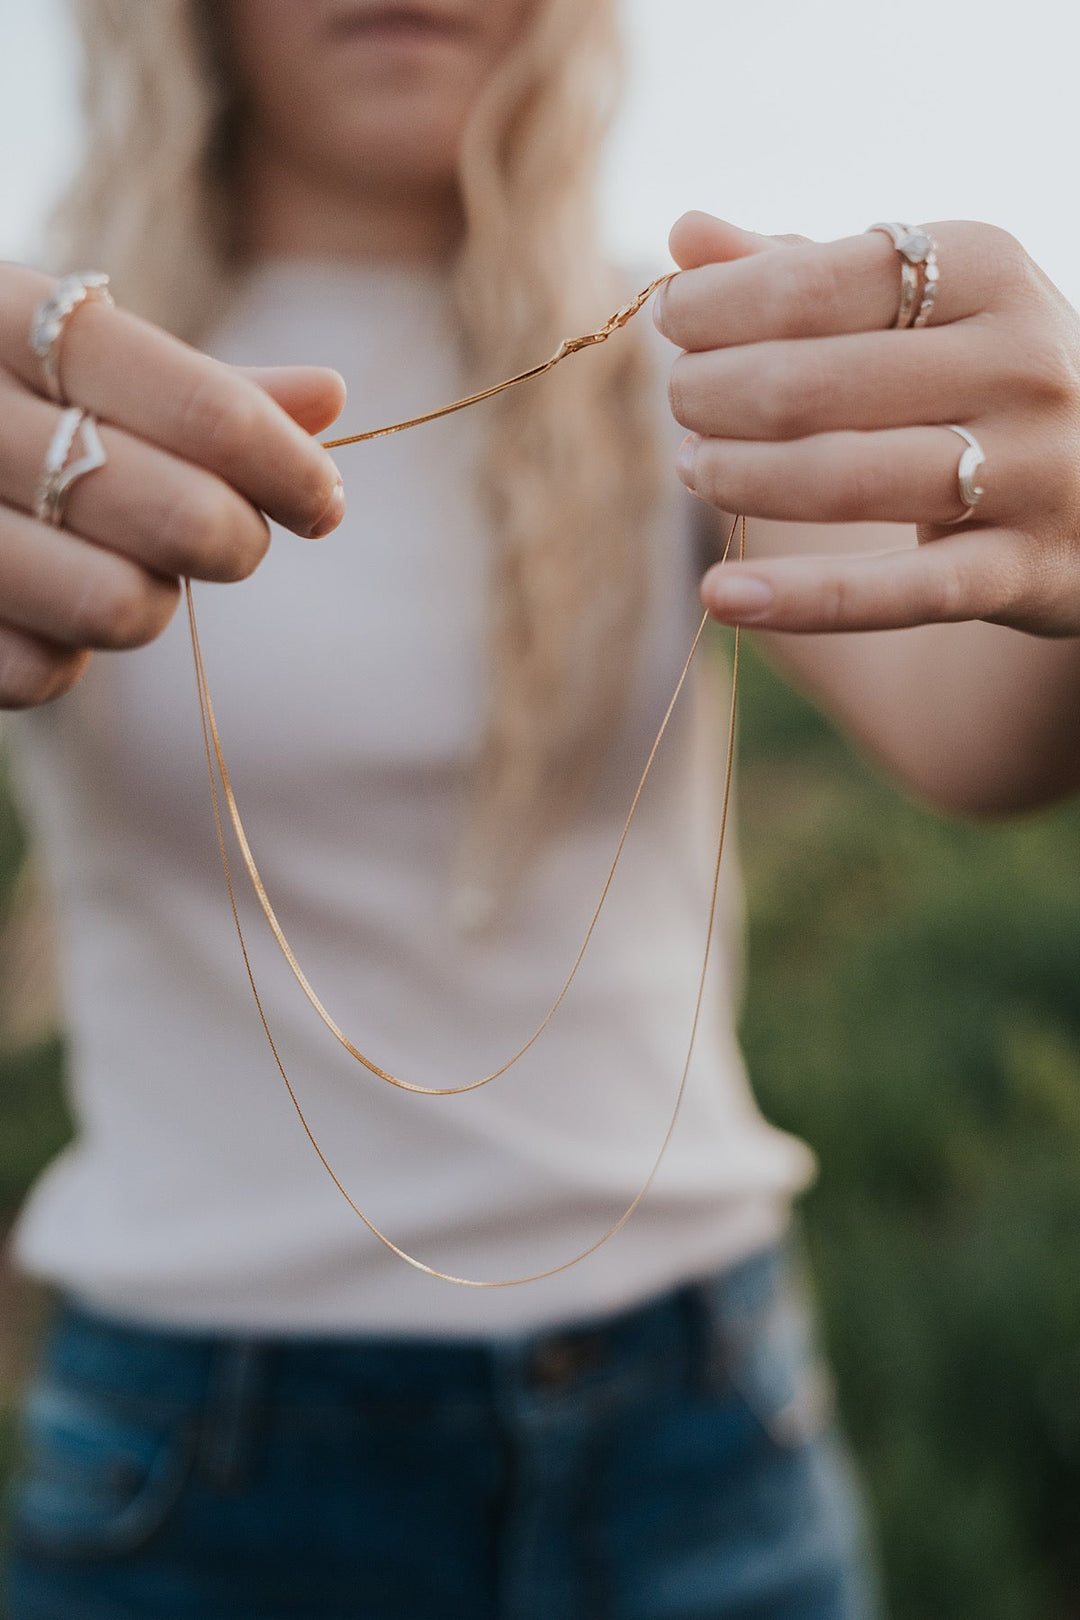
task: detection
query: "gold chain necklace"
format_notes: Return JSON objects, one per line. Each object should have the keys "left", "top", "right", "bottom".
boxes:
{"left": 184, "top": 272, "right": 746, "bottom": 1287}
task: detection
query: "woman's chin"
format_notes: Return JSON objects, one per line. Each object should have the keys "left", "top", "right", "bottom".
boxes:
{"left": 319, "top": 107, "right": 469, "bottom": 187}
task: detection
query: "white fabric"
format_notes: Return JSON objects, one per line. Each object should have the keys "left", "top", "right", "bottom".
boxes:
{"left": 9, "top": 262, "right": 814, "bottom": 1338}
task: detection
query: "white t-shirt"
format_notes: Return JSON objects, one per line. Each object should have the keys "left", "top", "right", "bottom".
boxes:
{"left": 9, "top": 261, "right": 814, "bottom": 1338}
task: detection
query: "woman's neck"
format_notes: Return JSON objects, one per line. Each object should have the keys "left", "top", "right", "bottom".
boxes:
{"left": 237, "top": 143, "right": 462, "bottom": 267}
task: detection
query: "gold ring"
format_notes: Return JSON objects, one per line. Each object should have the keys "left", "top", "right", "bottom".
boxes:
{"left": 867, "top": 223, "right": 939, "bottom": 330}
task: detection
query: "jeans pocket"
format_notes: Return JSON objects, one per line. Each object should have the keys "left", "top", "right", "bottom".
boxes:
{"left": 708, "top": 1247, "right": 836, "bottom": 1450}
{"left": 9, "top": 1376, "right": 196, "bottom": 1561}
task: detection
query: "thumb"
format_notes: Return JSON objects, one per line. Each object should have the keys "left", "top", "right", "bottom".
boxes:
{"left": 235, "top": 364, "right": 347, "bottom": 436}
{"left": 669, "top": 210, "right": 810, "bottom": 270}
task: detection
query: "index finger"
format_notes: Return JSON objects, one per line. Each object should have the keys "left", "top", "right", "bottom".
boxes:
{"left": 654, "top": 217, "right": 1001, "bottom": 355}
{"left": 2, "top": 266, "right": 343, "bottom": 539}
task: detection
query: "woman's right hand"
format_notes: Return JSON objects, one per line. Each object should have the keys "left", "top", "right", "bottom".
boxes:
{"left": 0, "top": 264, "right": 347, "bottom": 709}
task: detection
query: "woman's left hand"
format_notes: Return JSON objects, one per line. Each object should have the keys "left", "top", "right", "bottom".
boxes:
{"left": 653, "top": 212, "right": 1080, "bottom": 636}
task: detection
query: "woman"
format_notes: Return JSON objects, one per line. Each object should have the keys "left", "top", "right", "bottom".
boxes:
{"left": 2, "top": 2, "right": 1079, "bottom": 1616}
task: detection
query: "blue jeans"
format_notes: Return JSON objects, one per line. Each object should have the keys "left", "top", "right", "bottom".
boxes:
{"left": 4, "top": 1244, "right": 880, "bottom": 1620}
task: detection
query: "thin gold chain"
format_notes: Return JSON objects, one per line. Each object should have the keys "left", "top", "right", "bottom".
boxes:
{"left": 187, "top": 590, "right": 708, "bottom": 1094}
{"left": 186, "top": 273, "right": 748, "bottom": 1285}
{"left": 321, "top": 272, "right": 677, "bottom": 449}
{"left": 188, "top": 274, "right": 700, "bottom": 1098}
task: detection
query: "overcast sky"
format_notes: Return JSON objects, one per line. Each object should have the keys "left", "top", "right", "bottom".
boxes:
{"left": 2, "top": 0, "right": 1079, "bottom": 303}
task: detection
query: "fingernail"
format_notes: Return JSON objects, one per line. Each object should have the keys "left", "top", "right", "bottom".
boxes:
{"left": 309, "top": 479, "right": 345, "bottom": 539}
{"left": 703, "top": 572, "right": 775, "bottom": 622}
{"left": 676, "top": 434, "right": 700, "bottom": 490}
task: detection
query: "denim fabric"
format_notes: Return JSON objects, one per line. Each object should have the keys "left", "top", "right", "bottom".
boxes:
{"left": 4, "top": 1244, "right": 880, "bottom": 1620}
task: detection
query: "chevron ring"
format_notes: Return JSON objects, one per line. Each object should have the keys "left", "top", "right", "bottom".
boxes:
{"left": 33, "top": 407, "right": 108, "bottom": 528}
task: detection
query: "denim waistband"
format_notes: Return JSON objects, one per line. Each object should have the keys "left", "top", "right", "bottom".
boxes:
{"left": 46, "top": 1242, "right": 791, "bottom": 1420}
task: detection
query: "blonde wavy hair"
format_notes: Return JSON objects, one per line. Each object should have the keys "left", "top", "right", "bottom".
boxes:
{"left": 53, "top": 0, "right": 662, "bottom": 911}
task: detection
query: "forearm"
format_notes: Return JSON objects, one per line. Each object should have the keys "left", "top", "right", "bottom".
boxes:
{"left": 743, "top": 517, "right": 1080, "bottom": 814}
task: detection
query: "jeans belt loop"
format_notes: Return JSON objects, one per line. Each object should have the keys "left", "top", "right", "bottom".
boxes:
{"left": 197, "top": 1337, "right": 266, "bottom": 1493}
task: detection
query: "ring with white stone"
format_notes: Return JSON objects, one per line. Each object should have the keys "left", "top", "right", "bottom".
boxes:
{"left": 942, "top": 424, "right": 986, "bottom": 524}
{"left": 867, "top": 223, "right": 938, "bottom": 330}
{"left": 29, "top": 272, "right": 114, "bottom": 404}
{"left": 910, "top": 228, "right": 941, "bottom": 328}
{"left": 33, "top": 407, "right": 108, "bottom": 528}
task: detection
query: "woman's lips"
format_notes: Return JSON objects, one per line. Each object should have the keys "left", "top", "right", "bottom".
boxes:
{"left": 327, "top": 6, "right": 473, "bottom": 45}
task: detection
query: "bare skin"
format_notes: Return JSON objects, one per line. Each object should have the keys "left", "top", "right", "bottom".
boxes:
{"left": 653, "top": 212, "right": 1080, "bottom": 811}
{"left": 0, "top": 278, "right": 345, "bottom": 706}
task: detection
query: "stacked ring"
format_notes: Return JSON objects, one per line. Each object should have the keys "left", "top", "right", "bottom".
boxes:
{"left": 867, "top": 223, "right": 941, "bottom": 330}
{"left": 29, "top": 271, "right": 114, "bottom": 404}
{"left": 33, "top": 406, "right": 107, "bottom": 529}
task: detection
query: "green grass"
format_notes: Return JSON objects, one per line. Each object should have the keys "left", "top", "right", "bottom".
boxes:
{"left": 736, "top": 640, "right": 1080, "bottom": 1620}
{"left": 2, "top": 649, "right": 1080, "bottom": 1616}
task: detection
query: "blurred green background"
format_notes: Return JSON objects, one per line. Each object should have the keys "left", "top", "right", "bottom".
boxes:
{"left": 1, "top": 644, "right": 1079, "bottom": 1618}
